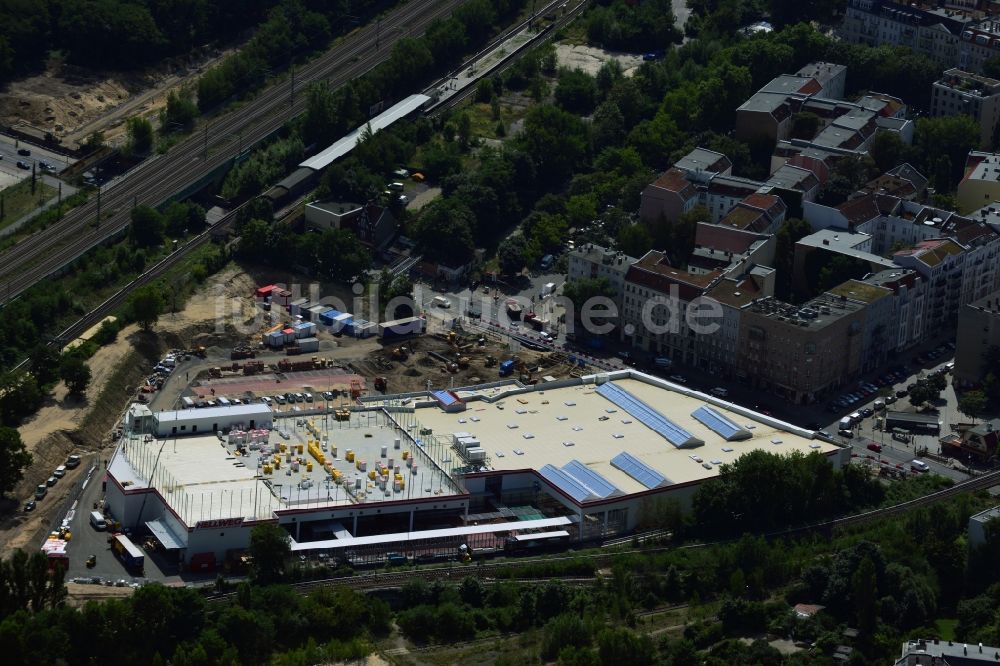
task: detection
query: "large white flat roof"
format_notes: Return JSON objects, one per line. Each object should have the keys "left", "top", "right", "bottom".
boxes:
{"left": 415, "top": 376, "right": 837, "bottom": 496}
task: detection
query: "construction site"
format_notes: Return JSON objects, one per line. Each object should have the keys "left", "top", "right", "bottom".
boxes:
{"left": 165, "top": 324, "right": 596, "bottom": 413}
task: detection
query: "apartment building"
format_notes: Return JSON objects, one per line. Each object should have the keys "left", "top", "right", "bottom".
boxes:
{"left": 893, "top": 238, "right": 969, "bottom": 327}
{"left": 641, "top": 148, "right": 819, "bottom": 225}
{"left": 826, "top": 280, "right": 896, "bottom": 372}
{"left": 931, "top": 69, "right": 1000, "bottom": 148}
{"left": 958, "top": 151, "right": 1000, "bottom": 212}
{"left": 960, "top": 17, "right": 1000, "bottom": 73}
{"left": 857, "top": 163, "right": 928, "bottom": 201}
{"left": 792, "top": 229, "right": 898, "bottom": 299}
{"left": 566, "top": 243, "right": 636, "bottom": 307}
{"left": 955, "top": 289, "right": 1000, "bottom": 383}
{"left": 621, "top": 251, "right": 725, "bottom": 368}
{"left": 841, "top": 0, "right": 974, "bottom": 68}
{"left": 863, "top": 268, "right": 927, "bottom": 350}
{"left": 737, "top": 295, "right": 867, "bottom": 404}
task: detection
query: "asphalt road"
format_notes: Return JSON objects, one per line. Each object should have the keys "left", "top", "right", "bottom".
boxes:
{"left": 0, "top": 135, "right": 73, "bottom": 183}
{"left": 0, "top": 0, "right": 472, "bottom": 301}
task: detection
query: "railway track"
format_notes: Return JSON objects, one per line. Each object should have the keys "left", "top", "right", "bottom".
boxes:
{"left": 0, "top": 0, "right": 470, "bottom": 300}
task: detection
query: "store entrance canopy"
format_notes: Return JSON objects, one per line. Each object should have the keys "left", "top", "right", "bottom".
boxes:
{"left": 145, "top": 519, "right": 184, "bottom": 550}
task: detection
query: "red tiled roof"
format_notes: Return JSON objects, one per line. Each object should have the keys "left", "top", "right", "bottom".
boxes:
{"left": 837, "top": 194, "right": 881, "bottom": 226}
{"left": 741, "top": 193, "right": 788, "bottom": 220}
{"left": 798, "top": 79, "right": 823, "bottom": 95}
{"left": 695, "top": 223, "right": 761, "bottom": 255}
{"left": 786, "top": 156, "right": 830, "bottom": 186}
{"left": 650, "top": 168, "right": 695, "bottom": 197}
{"left": 625, "top": 251, "right": 722, "bottom": 301}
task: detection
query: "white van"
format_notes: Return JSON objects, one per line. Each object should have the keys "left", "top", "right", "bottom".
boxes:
{"left": 910, "top": 459, "right": 930, "bottom": 473}
{"left": 541, "top": 282, "right": 557, "bottom": 298}
{"left": 839, "top": 417, "right": 853, "bottom": 431}
{"left": 432, "top": 296, "right": 451, "bottom": 308}
{"left": 181, "top": 396, "right": 195, "bottom": 409}
{"left": 849, "top": 412, "right": 862, "bottom": 424}
{"left": 89, "top": 511, "right": 107, "bottom": 531}
{"left": 216, "top": 396, "right": 231, "bottom": 407}
{"left": 53, "top": 465, "right": 67, "bottom": 479}
{"left": 874, "top": 399, "right": 885, "bottom": 411}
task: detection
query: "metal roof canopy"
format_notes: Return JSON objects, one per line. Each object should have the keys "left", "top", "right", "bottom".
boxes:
{"left": 145, "top": 519, "right": 185, "bottom": 550}
{"left": 885, "top": 411, "right": 941, "bottom": 426}
{"left": 289, "top": 515, "right": 572, "bottom": 552}
{"left": 298, "top": 94, "right": 431, "bottom": 171}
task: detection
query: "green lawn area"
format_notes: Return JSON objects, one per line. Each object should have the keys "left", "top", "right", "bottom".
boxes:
{"left": 466, "top": 101, "right": 530, "bottom": 141}
{"left": 935, "top": 618, "right": 958, "bottom": 641}
{"left": 0, "top": 177, "right": 57, "bottom": 231}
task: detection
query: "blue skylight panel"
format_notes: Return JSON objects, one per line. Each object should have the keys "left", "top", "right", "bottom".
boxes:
{"left": 563, "top": 460, "right": 619, "bottom": 498}
{"left": 539, "top": 464, "right": 593, "bottom": 502}
{"left": 611, "top": 452, "right": 670, "bottom": 489}
{"left": 691, "top": 405, "right": 752, "bottom": 441}
{"left": 596, "top": 382, "right": 703, "bottom": 448}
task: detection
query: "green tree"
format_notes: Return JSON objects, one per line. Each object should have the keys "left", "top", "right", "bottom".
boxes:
{"left": 28, "top": 345, "right": 60, "bottom": 387}
{"left": 914, "top": 115, "right": 981, "bottom": 189}
{"left": 909, "top": 382, "right": 935, "bottom": 408}
{"left": 59, "top": 354, "right": 91, "bottom": 395}
{"left": 0, "top": 427, "right": 32, "bottom": 497}
{"left": 160, "top": 89, "right": 199, "bottom": 131}
{"left": 592, "top": 101, "right": 626, "bottom": 152}
{"left": 498, "top": 235, "right": 528, "bottom": 275}
{"left": 126, "top": 115, "right": 155, "bottom": 155}
{"left": 616, "top": 223, "right": 652, "bottom": 258}
{"left": 555, "top": 67, "right": 598, "bottom": 114}
{"left": 248, "top": 523, "right": 290, "bottom": 584}
{"left": 984, "top": 54, "right": 1000, "bottom": 81}
{"left": 517, "top": 104, "right": 589, "bottom": 187}
{"left": 0, "top": 372, "right": 44, "bottom": 427}
{"left": 870, "top": 130, "right": 910, "bottom": 173}
{"left": 774, "top": 217, "right": 813, "bottom": 300}
{"left": 128, "top": 285, "right": 164, "bottom": 331}
{"left": 563, "top": 277, "right": 615, "bottom": 313}
{"left": 852, "top": 555, "right": 878, "bottom": 636}
{"left": 412, "top": 198, "right": 476, "bottom": 264}
{"left": 130, "top": 205, "right": 164, "bottom": 248}
{"left": 958, "top": 391, "right": 989, "bottom": 423}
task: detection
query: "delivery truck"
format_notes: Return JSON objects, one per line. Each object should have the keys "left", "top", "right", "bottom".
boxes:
{"left": 112, "top": 534, "right": 144, "bottom": 574}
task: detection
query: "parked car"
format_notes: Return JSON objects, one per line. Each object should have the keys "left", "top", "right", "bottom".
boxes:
{"left": 23, "top": 501, "right": 35, "bottom": 512}
{"left": 861, "top": 407, "right": 874, "bottom": 418}
{"left": 867, "top": 442, "right": 883, "bottom": 453}
{"left": 15, "top": 161, "right": 29, "bottom": 170}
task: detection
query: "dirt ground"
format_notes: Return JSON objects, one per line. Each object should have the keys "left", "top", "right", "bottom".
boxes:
{"left": 554, "top": 44, "right": 645, "bottom": 77}
{"left": 0, "top": 47, "right": 234, "bottom": 149}
{"left": 0, "top": 266, "right": 258, "bottom": 557}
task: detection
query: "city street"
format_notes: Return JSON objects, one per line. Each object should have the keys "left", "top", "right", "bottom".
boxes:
{"left": 0, "top": 134, "right": 74, "bottom": 183}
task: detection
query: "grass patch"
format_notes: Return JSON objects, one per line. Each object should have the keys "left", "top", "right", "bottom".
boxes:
{"left": 465, "top": 101, "right": 529, "bottom": 141}
{"left": 554, "top": 20, "right": 589, "bottom": 45}
{"left": 0, "top": 177, "right": 58, "bottom": 231}
{"left": 0, "top": 190, "right": 90, "bottom": 252}
{"left": 935, "top": 618, "right": 958, "bottom": 641}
